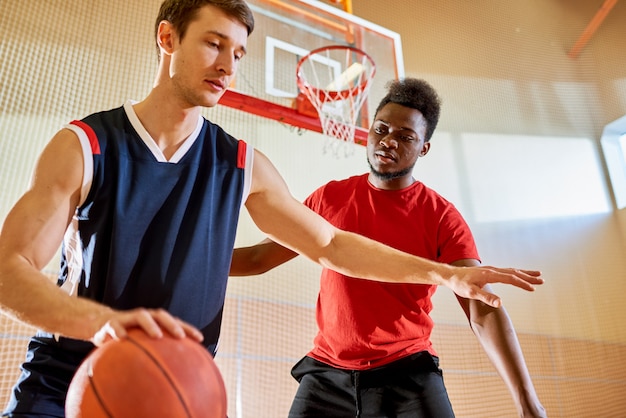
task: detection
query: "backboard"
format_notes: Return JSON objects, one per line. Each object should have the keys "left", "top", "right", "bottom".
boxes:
{"left": 219, "top": 0, "right": 405, "bottom": 145}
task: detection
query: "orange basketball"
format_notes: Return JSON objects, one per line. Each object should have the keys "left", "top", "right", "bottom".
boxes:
{"left": 65, "top": 328, "right": 227, "bottom": 418}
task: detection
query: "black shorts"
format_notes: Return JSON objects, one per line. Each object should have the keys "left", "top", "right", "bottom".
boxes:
{"left": 2, "top": 334, "right": 94, "bottom": 418}
{"left": 288, "top": 352, "right": 455, "bottom": 418}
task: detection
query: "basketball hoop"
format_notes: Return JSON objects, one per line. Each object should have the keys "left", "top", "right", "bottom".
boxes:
{"left": 296, "top": 45, "right": 376, "bottom": 157}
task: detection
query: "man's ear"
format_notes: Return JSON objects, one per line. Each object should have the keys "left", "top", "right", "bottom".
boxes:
{"left": 157, "top": 20, "right": 175, "bottom": 56}
{"left": 419, "top": 141, "right": 431, "bottom": 157}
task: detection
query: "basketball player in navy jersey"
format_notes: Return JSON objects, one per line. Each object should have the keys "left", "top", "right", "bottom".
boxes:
{"left": 0, "top": 1, "right": 543, "bottom": 416}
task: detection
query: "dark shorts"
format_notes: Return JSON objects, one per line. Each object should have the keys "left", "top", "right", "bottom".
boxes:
{"left": 288, "top": 352, "right": 455, "bottom": 418}
{"left": 2, "top": 334, "right": 94, "bottom": 418}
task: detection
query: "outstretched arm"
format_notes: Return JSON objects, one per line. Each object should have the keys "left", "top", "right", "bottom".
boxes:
{"left": 245, "top": 150, "right": 543, "bottom": 308}
{"left": 230, "top": 238, "right": 297, "bottom": 276}
{"left": 453, "top": 259, "right": 546, "bottom": 417}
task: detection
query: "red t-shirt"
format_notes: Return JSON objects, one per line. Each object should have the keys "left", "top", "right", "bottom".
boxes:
{"left": 304, "top": 174, "right": 479, "bottom": 370}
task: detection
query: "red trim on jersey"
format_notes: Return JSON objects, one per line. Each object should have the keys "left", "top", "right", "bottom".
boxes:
{"left": 236, "top": 140, "right": 246, "bottom": 169}
{"left": 70, "top": 120, "right": 101, "bottom": 155}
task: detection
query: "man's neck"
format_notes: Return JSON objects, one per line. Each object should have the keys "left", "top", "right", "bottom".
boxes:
{"left": 367, "top": 172, "right": 416, "bottom": 191}
{"left": 132, "top": 90, "right": 202, "bottom": 158}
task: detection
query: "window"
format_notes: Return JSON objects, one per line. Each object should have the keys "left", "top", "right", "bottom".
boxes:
{"left": 601, "top": 116, "right": 626, "bottom": 209}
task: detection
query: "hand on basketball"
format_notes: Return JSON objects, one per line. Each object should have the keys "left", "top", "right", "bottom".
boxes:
{"left": 91, "top": 308, "right": 204, "bottom": 347}
{"left": 446, "top": 266, "right": 543, "bottom": 308}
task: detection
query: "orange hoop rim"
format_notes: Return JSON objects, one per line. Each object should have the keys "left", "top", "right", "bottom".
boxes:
{"left": 296, "top": 45, "right": 376, "bottom": 102}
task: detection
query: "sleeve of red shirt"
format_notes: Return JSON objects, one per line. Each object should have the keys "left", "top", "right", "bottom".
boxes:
{"left": 436, "top": 204, "right": 481, "bottom": 264}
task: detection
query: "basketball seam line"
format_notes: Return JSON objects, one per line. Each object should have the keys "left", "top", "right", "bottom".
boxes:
{"left": 127, "top": 337, "right": 193, "bottom": 418}
{"left": 87, "top": 357, "right": 116, "bottom": 418}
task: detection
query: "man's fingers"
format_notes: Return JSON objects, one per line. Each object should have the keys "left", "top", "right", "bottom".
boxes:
{"left": 134, "top": 310, "right": 165, "bottom": 339}
{"left": 504, "top": 275, "right": 536, "bottom": 291}
{"left": 140, "top": 309, "right": 203, "bottom": 342}
{"left": 501, "top": 268, "right": 544, "bottom": 285}
{"left": 91, "top": 308, "right": 204, "bottom": 347}
{"left": 518, "top": 269, "right": 542, "bottom": 278}
{"left": 150, "top": 309, "right": 203, "bottom": 341}
{"left": 517, "top": 269, "right": 544, "bottom": 284}
{"left": 483, "top": 267, "right": 544, "bottom": 291}
{"left": 450, "top": 266, "right": 542, "bottom": 308}
{"left": 475, "top": 288, "right": 502, "bottom": 309}
{"left": 148, "top": 309, "right": 183, "bottom": 338}
{"left": 180, "top": 322, "right": 204, "bottom": 342}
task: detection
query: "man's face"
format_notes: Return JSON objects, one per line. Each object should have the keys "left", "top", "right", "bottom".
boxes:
{"left": 366, "top": 102, "right": 430, "bottom": 188}
{"left": 166, "top": 5, "right": 248, "bottom": 108}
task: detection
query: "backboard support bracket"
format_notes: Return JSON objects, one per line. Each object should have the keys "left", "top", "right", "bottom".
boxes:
{"left": 219, "top": 89, "right": 368, "bottom": 145}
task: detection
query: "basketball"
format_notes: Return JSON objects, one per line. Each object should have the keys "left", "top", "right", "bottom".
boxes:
{"left": 65, "top": 328, "right": 227, "bottom": 418}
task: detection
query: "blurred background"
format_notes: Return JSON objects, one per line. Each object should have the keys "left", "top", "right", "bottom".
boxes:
{"left": 1, "top": 1, "right": 625, "bottom": 417}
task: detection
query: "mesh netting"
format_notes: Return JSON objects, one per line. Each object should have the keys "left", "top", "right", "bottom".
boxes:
{"left": 1, "top": 1, "right": 625, "bottom": 417}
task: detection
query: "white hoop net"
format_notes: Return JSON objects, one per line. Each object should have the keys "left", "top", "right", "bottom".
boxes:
{"left": 296, "top": 46, "right": 376, "bottom": 157}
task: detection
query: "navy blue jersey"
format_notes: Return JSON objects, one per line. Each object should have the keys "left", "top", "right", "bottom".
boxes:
{"left": 59, "top": 103, "right": 250, "bottom": 354}
{"left": 3, "top": 103, "right": 252, "bottom": 416}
